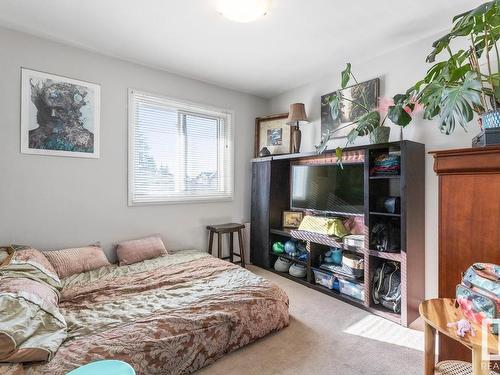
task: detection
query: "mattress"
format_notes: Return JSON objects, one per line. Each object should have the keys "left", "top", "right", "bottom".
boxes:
{"left": 3, "top": 250, "right": 289, "bottom": 375}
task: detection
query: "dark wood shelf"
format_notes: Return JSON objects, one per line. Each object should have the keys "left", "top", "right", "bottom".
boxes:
{"left": 369, "top": 175, "right": 400, "bottom": 179}
{"left": 369, "top": 249, "right": 403, "bottom": 261}
{"left": 269, "top": 228, "right": 293, "bottom": 237}
{"left": 269, "top": 251, "right": 308, "bottom": 266}
{"left": 267, "top": 266, "right": 402, "bottom": 323}
{"left": 290, "top": 229, "right": 344, "bottom": 249}
{"left": 369, "top": 211, "right": 401, "bottom": 217}
{"left": 311, "top": 283, "right": 365, "bottom": 306}
{"left": 313, "top": 266, "right": 364, "bottom": 285}
{"left": 268, "top": 266, "right": 366, "bottom": 308}
{"left": 267, "top": 268, "right": 310, "bottom": 287}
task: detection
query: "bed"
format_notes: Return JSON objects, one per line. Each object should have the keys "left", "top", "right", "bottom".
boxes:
{"left": 3, "top": 250, "right": 289, "bottom": 375}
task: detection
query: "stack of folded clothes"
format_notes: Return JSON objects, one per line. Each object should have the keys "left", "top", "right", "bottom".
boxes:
{"left": 371, "top": 153, "right": 400, "bottom": 175}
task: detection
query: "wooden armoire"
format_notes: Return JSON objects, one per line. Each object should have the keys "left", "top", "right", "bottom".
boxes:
{"left": 431, "top": 146, "right": 500, "bottom": 363}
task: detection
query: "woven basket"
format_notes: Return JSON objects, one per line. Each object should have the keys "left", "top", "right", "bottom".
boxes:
{"left": 434, "top": 360, "right": 497, "bottom": 375}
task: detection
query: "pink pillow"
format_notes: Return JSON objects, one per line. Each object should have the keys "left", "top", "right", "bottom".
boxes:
{"left": 44, "top": 244, "right": 110, "bottom": 279}
{"left": 116, "top": 234, "right": 168, "bottom": 266}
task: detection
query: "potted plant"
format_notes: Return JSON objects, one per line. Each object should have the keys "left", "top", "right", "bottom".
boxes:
{"left": 389, "top": 0, "right": 499, "bottom": 134}
{"left": 318, "top": 0, "right": 500, "bottom": 157}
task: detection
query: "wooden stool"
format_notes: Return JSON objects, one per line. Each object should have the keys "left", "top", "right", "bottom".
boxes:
{"left": 207, "top": 223, "right": 246, "bottom": 268}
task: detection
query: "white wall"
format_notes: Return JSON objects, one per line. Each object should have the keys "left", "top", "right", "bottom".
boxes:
{"left": 269, "top": 33, "right": 479, "bottom": 298}
{"left": 0, "top": 25, "right": 482, "bottom": 295}
{"left": 0, "top": 27, "right": 268, "bottom": 261}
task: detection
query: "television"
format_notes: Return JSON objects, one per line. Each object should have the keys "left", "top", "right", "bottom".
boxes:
{"left": 290, "top": 163, "right": 364, "bottom": 214}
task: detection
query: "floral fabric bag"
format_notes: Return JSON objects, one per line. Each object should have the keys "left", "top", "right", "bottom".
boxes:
{"left": 456, "top": 263, "right": 500, "bottom": 334}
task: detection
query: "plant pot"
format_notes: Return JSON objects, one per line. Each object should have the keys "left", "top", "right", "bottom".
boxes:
{"left": 482, "top": 110, "right": 500, "bottom": 129}
{"left": 369, "top": 126, "right": 390, "bottom": 144}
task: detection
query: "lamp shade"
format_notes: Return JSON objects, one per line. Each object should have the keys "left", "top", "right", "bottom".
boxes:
{"left": 286, "top": 103, "right": 309, "bottom": 125}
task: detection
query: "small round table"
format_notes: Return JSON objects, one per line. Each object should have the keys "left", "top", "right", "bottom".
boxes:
{"left": 419, "top": 298, "right": 499, "bottom": 375}
{"left": 67, "top": 360, "right": 135, "bottom": 375}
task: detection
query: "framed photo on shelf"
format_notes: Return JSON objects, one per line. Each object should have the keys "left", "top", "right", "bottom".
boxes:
{"left": 255, "top": 113, "right": 291, "bottom": 157}
{"left": 282, "top": 211, "right": 304, "bottom": 229}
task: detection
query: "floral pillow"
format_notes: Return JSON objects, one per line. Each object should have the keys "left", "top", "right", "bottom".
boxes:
{"left": 0, "top": 245, "right": 61, "bottom": 290}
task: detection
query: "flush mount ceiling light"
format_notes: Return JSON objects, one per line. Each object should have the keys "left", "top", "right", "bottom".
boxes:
{"left": 216, "top": 0, "right": 272, "bottom": 23}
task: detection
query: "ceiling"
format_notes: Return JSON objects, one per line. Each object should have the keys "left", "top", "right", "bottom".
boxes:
{"left": 0, "top": 0, "right": 484, "bottom": 98}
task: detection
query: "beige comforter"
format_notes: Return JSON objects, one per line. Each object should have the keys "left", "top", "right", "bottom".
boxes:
{"left": 3, "top": 250, "right": 289, "bottom": 375}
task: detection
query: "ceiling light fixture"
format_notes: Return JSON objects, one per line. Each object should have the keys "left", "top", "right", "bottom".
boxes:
{"left": 217, "top": 0, "right": 271, "bottom": 23}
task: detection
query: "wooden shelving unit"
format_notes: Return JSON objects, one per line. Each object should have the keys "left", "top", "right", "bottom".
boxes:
{"left": 250, "top": 141, "right": 425, "bottom": 327}
{"left": 369, "top": 211, "right": 401, "bottom": 217}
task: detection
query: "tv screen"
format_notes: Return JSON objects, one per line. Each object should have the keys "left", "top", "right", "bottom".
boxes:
{"left": 291, "top": 164, "right": 364, "bottom": 214}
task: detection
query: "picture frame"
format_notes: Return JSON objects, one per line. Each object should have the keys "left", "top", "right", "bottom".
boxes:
{"left": 282, "top": 210, "right": 304, "bottom": 229}
{"left": 254, "top": 113, "right": 291, "bottom": 157}
{"left": 320, "top": 78, "right": 380, "bottom": 139}
{"left": 21, "top": 68, "right": 101, "bottom": 158}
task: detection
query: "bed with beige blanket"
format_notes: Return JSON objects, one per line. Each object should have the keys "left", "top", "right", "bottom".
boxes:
{"left": 2, "top": 250, "right": 289, "bottom": 375}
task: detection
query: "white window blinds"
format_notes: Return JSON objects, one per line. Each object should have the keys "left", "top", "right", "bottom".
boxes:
{"left": 128, "top": 90, "right": 234, "bottom": 205}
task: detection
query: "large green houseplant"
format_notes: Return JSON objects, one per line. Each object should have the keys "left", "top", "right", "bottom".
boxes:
{"left": 318, "top": 0, "right": 500, "bottom": 159}
{"left": 390, "top": 0, "right": 499, "bottom": 134}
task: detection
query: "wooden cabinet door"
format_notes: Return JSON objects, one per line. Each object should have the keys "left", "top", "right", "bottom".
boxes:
{"left": 433, "top": 147, "right": 500, "bottom": 363}
{"left": 439, "top": 173, "right": 500, "bottom": 361}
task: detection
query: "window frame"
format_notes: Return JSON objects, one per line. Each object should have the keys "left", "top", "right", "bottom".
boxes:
{"left": 128, "top": 89, "right": 235, "bottom": 206}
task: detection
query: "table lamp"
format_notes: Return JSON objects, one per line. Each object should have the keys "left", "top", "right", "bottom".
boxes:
{"left": 287, "top": 103, "right": 309, "bottom": 153}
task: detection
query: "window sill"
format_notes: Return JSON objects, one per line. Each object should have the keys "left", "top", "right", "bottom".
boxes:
{"left": 128, "top": 196, "right": 234, "bottom": 206}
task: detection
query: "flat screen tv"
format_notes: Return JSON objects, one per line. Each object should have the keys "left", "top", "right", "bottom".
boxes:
{"left": 291, "top": 163, "right": 364, "bottom": 214}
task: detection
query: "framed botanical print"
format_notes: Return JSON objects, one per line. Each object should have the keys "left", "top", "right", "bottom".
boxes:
{"left": 320, "top": 78, "right": 379, "bottom": 139}
{"left": 254, "top": 113, "right": 291, "bottom": 157}
{"left": 21, "top": 68, "right": 100, "bottom": 158}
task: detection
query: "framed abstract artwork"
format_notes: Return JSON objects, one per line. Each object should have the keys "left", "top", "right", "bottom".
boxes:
{"left": 320, "top": 78, "right": 379, "bottom": 139}
{"left": 254, "top": 113, "right": 291, "bottom": 157}
{"left": 21, "top": 68, "right": 100, "bottom": 158}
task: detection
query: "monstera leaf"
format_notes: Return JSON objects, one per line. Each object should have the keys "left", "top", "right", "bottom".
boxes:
{"left": 388, "top": 93, "right": 412, "bottom": 127}
{"left": 329, "top": 94, "right": 340, "bottom": 120}
{"left": 346, "top": 111, "right": 381, "bottom": 144}
{"left": 341, "top": 63, "right": 352, "bottom": 89}
{"left": 419, "top": 82, "right": 445, "bottom": 120}
{"left": 388, "top": 104, "right": 412, "bottom": 127}
{"left": 439, "top": 72, "right": 482, "bottom": 134}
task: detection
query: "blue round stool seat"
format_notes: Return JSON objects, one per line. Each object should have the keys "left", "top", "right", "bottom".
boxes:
{"left": 67, "top": 360, "right": 135, "bottom": 375}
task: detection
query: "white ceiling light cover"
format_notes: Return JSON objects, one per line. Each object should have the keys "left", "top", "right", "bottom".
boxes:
{"left": 216, "top": 0, "right": 271, "bottom": 23}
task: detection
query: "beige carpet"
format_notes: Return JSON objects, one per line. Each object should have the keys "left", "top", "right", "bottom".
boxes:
{"left": 198, "top": 265, "right": 424, "bottom": 375}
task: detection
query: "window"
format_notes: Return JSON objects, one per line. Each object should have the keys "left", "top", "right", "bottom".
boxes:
{"left": 128, "top": 90, "right": 234, "bottom": 205}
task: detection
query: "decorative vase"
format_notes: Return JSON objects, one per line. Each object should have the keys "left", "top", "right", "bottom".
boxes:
{"left": 482, "top": 110, "right": 500, "bottom": 129}
{"left": 292, "top": 126, "right": 302, "bottom": 153}
{"left": 369, "top": 126, "right": 390, "bottom": 144}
